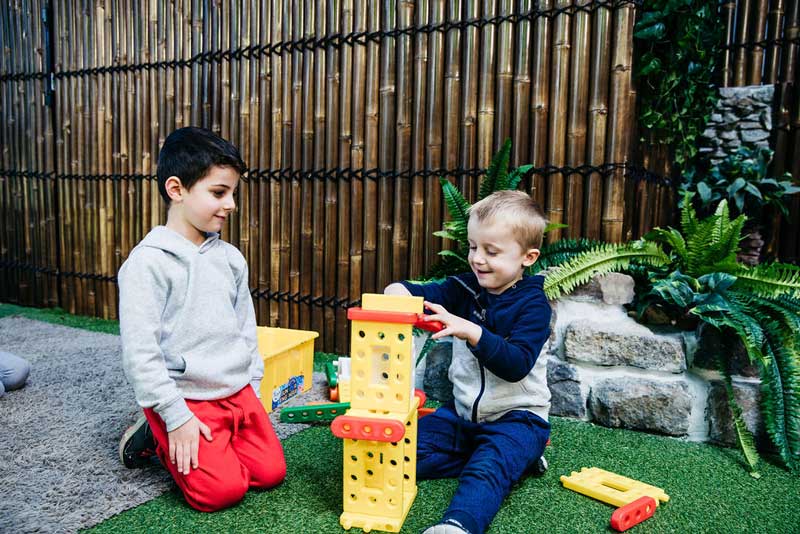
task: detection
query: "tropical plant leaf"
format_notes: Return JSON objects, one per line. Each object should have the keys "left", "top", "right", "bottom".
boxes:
{"left": 479, "top": 138, "right": 512, "bottom": 201}
{"left": 543, "top": 242, "right": 669, "bottom": 300}
{"left": 733, "top": 263, "right": 800, "bottom": 299}
{"left": 717, "top": 354, "right": 762, "bottom": 476}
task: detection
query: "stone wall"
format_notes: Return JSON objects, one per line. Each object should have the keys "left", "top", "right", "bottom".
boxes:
{"left": 416, "top": 273, "right": 765, "bottom": 448}
{"left": 700, "top": 85, "right": 774, "bottom": 166}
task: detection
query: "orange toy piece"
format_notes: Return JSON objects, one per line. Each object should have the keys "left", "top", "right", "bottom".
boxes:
{"left": 330, "top": 386, "right": 339, "bottom": 402}
{"left": 331, "top": 415, "right": 406, "bottom": 442}
{"left": 417, "top": 407, "right": 436, "bottom": 418}
{"left": 610, "top": 496, "right": 657, "bottom": 532}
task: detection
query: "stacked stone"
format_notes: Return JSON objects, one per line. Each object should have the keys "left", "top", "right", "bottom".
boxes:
{"left": 699, "top": 85, "right": 774, "bottom": 166}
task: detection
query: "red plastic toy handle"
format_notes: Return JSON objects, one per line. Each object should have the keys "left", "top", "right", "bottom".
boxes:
{"left": 610, "top": 496, "right": 657, "bottom": 532}
{"left": 414, "top": 388, "right": 427, "bottom": 408}
{"left": 331, "top": 415, "right": 406, "bottom": 442}
{"left": 414, "top": 314, "right": 445, "bottom": 333}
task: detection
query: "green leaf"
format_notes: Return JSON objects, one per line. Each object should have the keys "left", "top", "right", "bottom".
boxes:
{"left": 634, "top": 22, "right": 665, "bottom": 40}
{"left": 479, "top": 138, "right": 512, "bottom": 201}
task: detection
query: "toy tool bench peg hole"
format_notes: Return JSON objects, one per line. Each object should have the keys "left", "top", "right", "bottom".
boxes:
{"left": 384, "top": 427, "right": 393, "bottom": 437}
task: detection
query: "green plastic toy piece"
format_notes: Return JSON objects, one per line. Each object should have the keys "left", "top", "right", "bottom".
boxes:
{"left": 279, "top": 402, "right": 351, "bottom": 424}
{"left": 325, "top": 361, "right": 338, "bottom": 388}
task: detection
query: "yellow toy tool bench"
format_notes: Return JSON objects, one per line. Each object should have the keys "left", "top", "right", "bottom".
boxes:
{"left": 330, "top": 293, "right": 442, "bottom": 533}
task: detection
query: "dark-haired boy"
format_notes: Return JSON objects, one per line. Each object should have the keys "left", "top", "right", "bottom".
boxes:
{"left": 117, "top": 127, "right": 285, "bottom": 511}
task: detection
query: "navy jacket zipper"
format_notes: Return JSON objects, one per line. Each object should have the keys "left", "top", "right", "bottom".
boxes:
{"left": 452, "top": 276, "right": 488, "bottom": 423}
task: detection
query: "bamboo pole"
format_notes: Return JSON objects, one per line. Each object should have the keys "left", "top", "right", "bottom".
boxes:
{"left": 773, "top": 0, "right": 798, "bottom": 176}
{"left": 102, "top": 0, "right": 116, "bottom": 318}
{"left": 56, "top": 0, "right": 74, "bottom": 312}
{"left": 392, "top": 0, "right": 412, "bottom": 283}
{"left": 257, "top": 0, "right": 271, "bottom": 324}
{"left": 546, "top": 0, "right": 571, "bottom": 241}
{"left": 349, "top": 0, "right": 366, "bottom": 323}
{"left": 324, "top": 0, "right": 340, "bottom": 344}
{"left": 442, "top": 0, "right": 461, "bottom": 175}
{"left": 566, "top": 0, "right": 590, "bottom": 239}
{"left": 410, "top": 0, "right": 429, "bottom": 278}
{"left": 191, "top": 0, "right": 202, "bottom": 127}
{"left": 425, "top": 0, "right": 446, "bottom": 274}
{"left": 512, "top": 0, "right": 531, "bottom": 166}
{"left": 529, "top": 0, "right": 550, "bottom": 209}
{"left": 476, "top": 0, "right": 496, "bottom": 171}
{"left": 337, "top": 0, "right": 355, "bottom": 352}
{"left": 247, "top": 0, "right": 260, "bottom": 325}
{"left": 300, "top": 0, "right": 314, "bottom": 333}
{"left": 227, "top": 2, "right": 240, "bottom": 245}
{"left": 495, "top": 0, "right": 513, "bottom": 150}
{"left": 362, "top": 0, "right": 379, "bottom": 294}
{"left": 279, "top": 0, "right": 292, "bottom": 328}
{"left": 270, "top": 0, "right": 284, "bottom": 328}
{"left": 764, "top": 0, "right": 784, "bottom": 84}
{"left": 311, "top": 0, "right": 326, "bottom": 341}
{"left": 239, "top": 0, "right": 253, "bottom": 304}
{"left": 585, "top": 1, "right": 610, "bottom": 239}
{"left": 376, "top": 0, "right": 396, "bottom": 291}
{"left": 720, "top": 0, "right": 736, "bottom": 86}
{"left": 734, "top": 0, "right": 753, "bottom": 86}
{"left": 460, "top": 0, "right": 479, "bottom": 201}
{"left": 289, "top": 0, "right": 301, "bottom": 328}
{"left": 603, "top": 0, "right": 634, "bottom": 243}
{"left": 748, "top": 0, "right": 769, "bottom": 84}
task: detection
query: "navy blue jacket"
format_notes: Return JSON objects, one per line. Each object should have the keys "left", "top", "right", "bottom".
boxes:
{"left": 401, "top": 273, "right": 551, "bottom": 382}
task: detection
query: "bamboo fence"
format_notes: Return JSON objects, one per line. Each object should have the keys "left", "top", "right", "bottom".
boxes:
{"left": 720, "top": 0, "right": 799, "bottom": 262}
{"left": 3, "top": 0, "right": 687, "bottom": 352}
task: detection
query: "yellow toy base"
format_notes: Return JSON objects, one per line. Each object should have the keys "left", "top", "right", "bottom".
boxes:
{"left": 560, "top": 467, "right": 669, "bottom": 508}
{"left": 340, "top": 486, "right": 417, "bottom": 533}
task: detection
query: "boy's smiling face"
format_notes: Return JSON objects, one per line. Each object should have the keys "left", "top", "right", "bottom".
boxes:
{"left": 165, "top": 165, "right": 240, "bottom": 245}
{"left": 467, "top": 216, "right": 540, "bottom": 294}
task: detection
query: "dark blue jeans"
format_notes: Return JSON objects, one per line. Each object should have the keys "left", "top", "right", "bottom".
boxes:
{"left": 417, "top": 404, "right": 550, "bottom": 534}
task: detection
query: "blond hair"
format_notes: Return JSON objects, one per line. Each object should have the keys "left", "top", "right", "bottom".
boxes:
{"left": 469, "top": 190, "right": 547, "bottom": 250}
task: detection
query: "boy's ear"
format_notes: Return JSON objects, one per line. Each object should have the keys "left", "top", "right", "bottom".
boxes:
{"left": 164, "top": 176, "right": 184, "bottom": 202}
{"left": 522, "top": 248, "right": 540, "bottom": 267}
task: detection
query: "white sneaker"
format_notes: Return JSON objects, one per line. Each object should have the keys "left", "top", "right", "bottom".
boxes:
{"left": 421, "top": 519, "right": 470, "bottom": 534}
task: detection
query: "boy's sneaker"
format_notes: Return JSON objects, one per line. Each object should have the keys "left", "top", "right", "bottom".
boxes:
{"left": 421, "top": 519, "right": 471, "bottom": 534}
{"left": 529, "top": 454, "right": 548, "bottom": 477}
{"left": 119, "top": 415, "right": 158, "bottom": 468}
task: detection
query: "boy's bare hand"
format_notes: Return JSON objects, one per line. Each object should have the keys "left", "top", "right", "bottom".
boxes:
{"left": 168, "top": 415, "right": 213, "bottom": 475}
{"left": 423, "top": 301, "right": 483, "bottom": 347}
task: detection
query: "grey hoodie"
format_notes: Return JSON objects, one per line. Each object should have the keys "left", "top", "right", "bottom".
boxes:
{"left": 118, "top": 226, "right": 263, "bottom": 431}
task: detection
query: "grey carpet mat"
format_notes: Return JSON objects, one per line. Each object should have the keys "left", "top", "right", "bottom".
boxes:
{"left": 0, "top": 316, "right": 328, "bottom": 533}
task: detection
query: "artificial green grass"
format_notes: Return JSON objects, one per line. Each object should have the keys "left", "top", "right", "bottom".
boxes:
{"left": 85, "top": 418, "right": 800, "bottom": 534}
{"left": 0, "top": 302, "right": 121, "bottom": 334}
{"left": 4, "top": 303, "right": 799, "bottom": 532}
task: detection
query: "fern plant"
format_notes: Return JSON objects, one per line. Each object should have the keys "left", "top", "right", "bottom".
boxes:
{"left": 545, "top": 194, "right": 800, "bottom": 476}
{"left": 432, "top": 138, "right": 578, "bottom": 278}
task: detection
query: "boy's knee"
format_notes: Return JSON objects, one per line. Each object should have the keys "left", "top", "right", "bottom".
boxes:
{"left": 251, "top": 457, "right": 287, "bottom": 489}
{"left": 187, "top": 476, "right": 249, "bottom": 512}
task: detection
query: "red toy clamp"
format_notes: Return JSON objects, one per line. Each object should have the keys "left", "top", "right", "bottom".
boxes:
{"left": 610, "top": 496, "right": 657, "bottom": 532}
{"left": 331, "top": 415, "right": 406, "bottom": 442}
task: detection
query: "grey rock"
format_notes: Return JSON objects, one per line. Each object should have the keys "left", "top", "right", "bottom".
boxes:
{"left": 692, "top": 323, "right": 759, "bottom": 377}
{"left": 741, "top": 129, "right": 770, "bottom": 143}
{"left": 589, "top": 377, "right": 692, "bottom": 436}
{"left": 547, "top": 357, "right": 586, "bottom": 417}
{"left": 706, "top": 379, "right": 765, "bottom": 447}
{"left": 564, "top": 321, "right": 687, "bottom": 373}
{"left": 423, "top": 338, "right": 454, "bottom": 403}
{"left": 597, "top": 273, "right": 635, "bottom": 305}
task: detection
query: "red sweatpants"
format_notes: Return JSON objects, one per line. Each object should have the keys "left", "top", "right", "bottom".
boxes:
{"left": 144, "top": 385, "right": 286, "bottom": 512}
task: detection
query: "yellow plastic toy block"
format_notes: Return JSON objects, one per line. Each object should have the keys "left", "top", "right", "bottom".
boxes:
{"left": 256, "top": 326, "right": 319, "bottom": 412}
{"left": 560, "top": 467, "right": 670, "bottom": 508}
{"left": 348, "top": 295, "right": 423, "bottom": 414}
{"left": 340, "top": 404, "right": 419, "bottom": 533}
